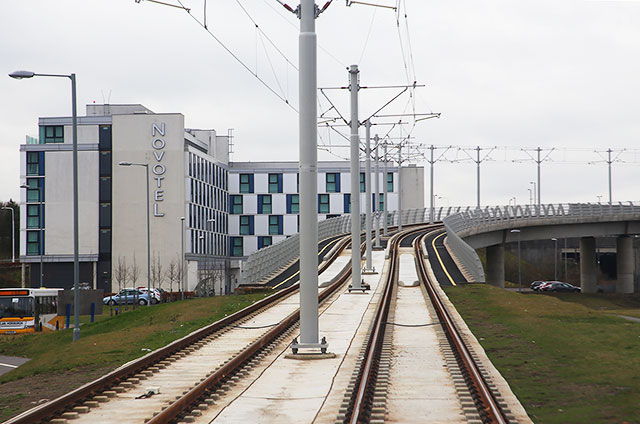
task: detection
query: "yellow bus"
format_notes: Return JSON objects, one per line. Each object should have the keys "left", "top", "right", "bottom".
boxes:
{"left": 0, "top": 288, "right": 64, "bottom": 334}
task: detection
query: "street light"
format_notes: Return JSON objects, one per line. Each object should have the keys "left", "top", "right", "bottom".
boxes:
{"left": 180, "top": 216, "right": 185, "bottom": 301}
{"left": 10, "top": 69, "right": 81, "bottom": 341}
{"left": 119, "top": 161, "right": 151, "bottom": 305}
{"left": 551, "top": 237, "right": 558, "bottom": 281}
{"left": 1, "top": 206, "right": 15, "bottom": 263}
{"left": 20, "top": 183, "right": 43, "bottom": 288}
{"left": 511, "top": 229, "right": 522, "bottom": 292}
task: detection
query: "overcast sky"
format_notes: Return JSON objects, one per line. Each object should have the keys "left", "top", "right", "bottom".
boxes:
{"left": 1, "top": 0, "right": 639, "bottom": 207}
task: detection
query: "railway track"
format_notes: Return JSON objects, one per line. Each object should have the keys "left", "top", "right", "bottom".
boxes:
{"left": 338, "top": 225, "right": 515, "bottom": 424}
{"left": 6, "top": 235, "right": 354, "bottom": 424}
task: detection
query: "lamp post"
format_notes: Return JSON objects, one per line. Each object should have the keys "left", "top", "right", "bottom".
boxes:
{"left": 529, "top": 181, "right": 537, "bottom": 209}
{"left": 180, "top": 217, "right": 185, "bottom": 300}
{"left": 10, "top": 70, "right": 81, "bottom": 341}
{"left": 511, "top": 229, "right": 522, "bottom": 292}
{"left": 118, "top": 161, "right": 151, "bottom": 304}
{"left": 20, "top": 183, "right": 43, "bottom": 288}
{"left": 551, "top": 237, "right": 558, "bottom": 280}
{"left": 2, "top": 206, "right": 15, "bottom": 263}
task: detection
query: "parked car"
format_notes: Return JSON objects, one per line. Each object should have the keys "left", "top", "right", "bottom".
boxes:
{"left": 103, "top": 289, "right": 151, "bottom": 305}
{"left": 138, "top": 287, "right": 161, "bottom": 304}
{"left": 530, "top": 281, "right": 545, "bottom": 291}
{"left": 540, "top": 282, "right": 581, "bottom": 293}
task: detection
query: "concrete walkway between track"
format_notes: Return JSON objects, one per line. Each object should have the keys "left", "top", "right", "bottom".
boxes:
{"left": 386, "top": 278, "right": 466, "bottom": 423}
{"left": 207, "top": 250, "right": 387, "bottom": 424}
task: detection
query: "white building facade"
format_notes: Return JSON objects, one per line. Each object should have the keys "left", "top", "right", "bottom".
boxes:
{"left": 19, "top": 104, "right": 423, "bottom": 293}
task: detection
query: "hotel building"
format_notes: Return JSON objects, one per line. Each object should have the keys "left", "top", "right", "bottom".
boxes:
{"left": 18, "top": 104, "right": 423, "bottom": 293}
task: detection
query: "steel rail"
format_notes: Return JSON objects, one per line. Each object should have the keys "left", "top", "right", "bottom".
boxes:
{"left": 147, "top": 237, "right": 363, "bottom": 424}
{"left": 347, "top": 224, "right": 438, "bottom": 424}
{"left": 414, "top": 230, "right": 507, "bottom": 424}
{"left": 6, "top": 235, "right": 351, "bottom": 424}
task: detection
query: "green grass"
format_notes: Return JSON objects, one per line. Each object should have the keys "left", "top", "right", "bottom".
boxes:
{"left": 0, "top": 293, "right": 270, "bottom": 383}
{"left": 443, "top": 285, "right": 640, "bottom": 424}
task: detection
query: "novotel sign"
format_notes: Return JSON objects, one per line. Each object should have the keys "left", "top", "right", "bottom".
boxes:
{"left": 152, "top": 122, "right": 167, "bottom": 217}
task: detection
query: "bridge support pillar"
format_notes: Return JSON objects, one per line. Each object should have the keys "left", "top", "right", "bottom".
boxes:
{"left": 580, "top": 237, "right": 597, "bottom": 293}
{"left": 486, "top": 245, "right": 505, "bottom": 288}
{"left": 616, "top": 235, "right": 634, "bottom": 294}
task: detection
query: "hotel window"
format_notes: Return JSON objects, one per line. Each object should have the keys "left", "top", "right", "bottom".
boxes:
{"left": 269, "top": 215, "right": 283, "bottom": 235}
{"left": 286, "top": 194, "right": 299, "bottom": 214}
{"left": 387, "top": 172, "right": 394, "bottom": 192}
{"left": 326, "top": 173, "right": 340, "bottom": 192}
{"left": 239, "top": 215, "right": 254, "bottom": 235}
{"left": 230, "top": 195, "right": 243, "bottom": 214}
{"left": 239, "top": 173, "right": 254, "bottom": 193}
{"left": 27, "top": 205, "right": 40, "bottom": 228}
{"left": 258, "top": 195, "right": 272, "bottom": 214}
{"left": 268, "top": 173, "right": 283, "bottom": 193}
{"left": 344, "top": 194, "right": 351, "bottom": 213}
{"left": 42, "top": 125, "right": 64, "bottom": 143}
{"left": 26, "top": 152, "right": 41, "bottom": 176}
{"left": 379, "top": 193, "right": 384, "bottom": 211}
{"left": 258, "top": 236, "right": 272, "bottom": 249}
{"left": 360, "top": 173, "right": 365, "bottom": 193}
{"left": 26, "top": 231, "right": 40, "bottom": 256}
{"left": 26, "top": 178, "right": 41, "bottom": 203}
{"left": 230, "top": 237, "right": 244, "bottom": 257}
{"left": 318, "top": 194, "right": 330, "bottom": 214}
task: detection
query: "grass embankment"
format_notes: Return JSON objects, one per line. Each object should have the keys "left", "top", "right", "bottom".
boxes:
{"left": 444, "top": 285, "right": 640, "bottom": 424}
{"left": 0, "top": 293, "right": 269, "bottom": 419}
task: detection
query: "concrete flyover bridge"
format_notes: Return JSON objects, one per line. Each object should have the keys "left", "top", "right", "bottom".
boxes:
{"left": 443, "top": 202, "right": 640, "bottom": 294}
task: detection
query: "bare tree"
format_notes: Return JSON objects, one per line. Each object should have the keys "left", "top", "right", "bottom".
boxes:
{"left": 151, "top": 252, "right": 165, "bottom": 291}
{"left": 130, "top": 253, "right": 141, "bottom": 308}
{"left": 166, "top": 259, "right": 177, "bottom": 295}
{"left": 112, "top": 256, "right": 128, "bottom": 311}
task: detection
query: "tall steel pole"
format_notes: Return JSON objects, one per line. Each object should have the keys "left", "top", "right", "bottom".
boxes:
{"left": 71, "top": 74, "right": 80, "bottom": 342}
{"left": 39, "top": 186, "right": 43, "bottom": 287}
{"left": 476, "top": 146, "right": 481, "bottom": 209}
{"left": 537, "top": 147, "right": 541, "bottom": 208}
{"left": 180, "top": 217, "right": 185, "bottom": 300}
{"left": 298, "top": 0, "right": 322, "bottom": 346}
{"left": 348, "top": 65, "right": 363, "bottom": 290}
{"left": 364, "top": 120, "right": 373, "bottom": 271}
{"left": 144, "top": 165, "right": 151, "bottom": 303}
{"left": 1, "top": 207, "right": 15, "bottom": 263}
{"left": 397, "top": 145, "right": 403, "bottom": 231}
{"left": 374, "top": 135, "right": 381, "bottom": 248}
{"left": 552, "top": 238, "right": 558, "bottom": 280}
{"left": 607, "top": 148, "right": 612, "bottom": 205}
{"left": 383, "top": 142, "right": 388, "bottom": 236}
{"left": 429, "top": 145, "right": 434, "bottom": 223}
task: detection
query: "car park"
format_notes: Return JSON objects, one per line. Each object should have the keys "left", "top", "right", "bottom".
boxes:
{"left": 103, "top": 289, "right": 151, "bottom": 305}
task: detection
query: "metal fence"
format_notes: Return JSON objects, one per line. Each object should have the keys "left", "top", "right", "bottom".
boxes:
{"left": 239, "top": 206, "right": 477, "bottom": 286}
{"left": 443, "top": 202, "right": 640, "bottom": 282}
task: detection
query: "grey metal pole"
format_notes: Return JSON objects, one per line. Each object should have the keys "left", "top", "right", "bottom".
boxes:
{"left": 39, "top": 186, "right": 43, "bottom": 287}
{"left": 476, "top": 146, "right": 481, "bottom": 209}
{"left": 553, "top": 238, "right": 558, "bottom": 280}
{"left": 518, "top": 232, "right": 521, "bottom": 292}
{"left": 349, "top": 65, "right": 363, "bottom": 290}
{"left": 537, "top": 147, "right": 541, "bottom": 208}
{"left": 374, "top": 135, "right": 380, "bottom": 248}
{"left": 145, "top": 164, "right": 151, "bottom": 304}
{"left": 397, "top": 145, "right": 403, "bottom": 231}
{"left": 298, "top": 0, "right": 321, "bottom": 344}
{"left": 364, "top": 120, "right": 373, "bottom": 271}
{"left": 429, "top": 145, "right": 434, "bottom": 223}
{"left": 383, "top": 143, "right": 388, "bottom": 237}
{"left": 181, "top": 217, "right": 185, "bottom": 300}
{"left": 2, "top": 207, "right": 15, "bottom": 263}
{"left": 564, "top": 238, "right": 568, "bottom": 281}
{"left": 71, "top": 74, "right": 80, "bottom": 342}
{"left": 608, "top": 148, "right": 612, "bottom": 205}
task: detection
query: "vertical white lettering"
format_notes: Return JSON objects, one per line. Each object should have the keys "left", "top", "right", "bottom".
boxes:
{"left": 154, "top": 176, "right": 164, "bottom": 188}
{"left": 153, "top": 150, "right": 165, "bottom": 161}
{"left": 154, "top": 190, "right": 164, "bottom": 201}
{"left": 152, "top": 123, "right": 165, "bottom": 137}
{"left": 153, "top": 203, "right": 165, "bottom": 217}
